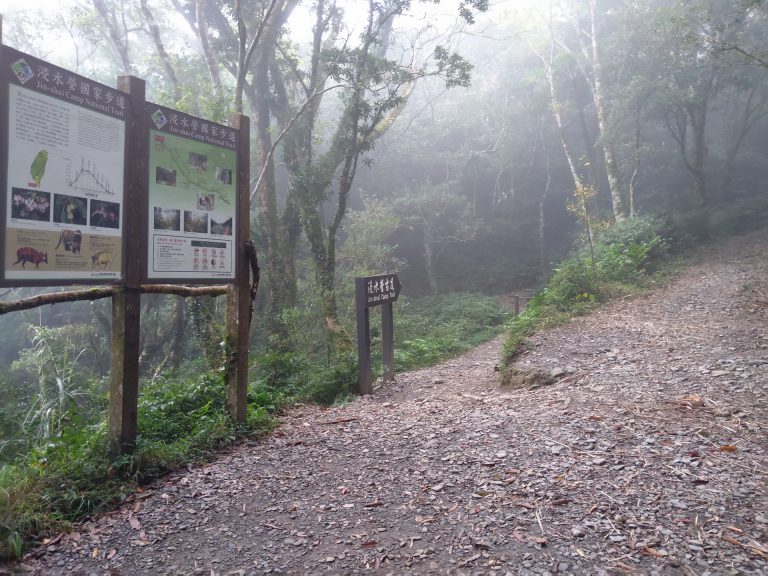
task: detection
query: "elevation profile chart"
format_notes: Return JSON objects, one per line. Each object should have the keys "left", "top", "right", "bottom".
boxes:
{"left": 64, "top": 158, "right": 117, "bottom": 196}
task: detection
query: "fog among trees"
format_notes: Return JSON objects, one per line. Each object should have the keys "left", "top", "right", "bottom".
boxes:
{"left": 0, "top": 3, "right": 767, "bottom": 553}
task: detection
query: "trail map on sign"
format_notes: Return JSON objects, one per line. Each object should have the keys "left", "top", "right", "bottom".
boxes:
{"left": 147, "top": 124, "right": 237, "bottom": 281}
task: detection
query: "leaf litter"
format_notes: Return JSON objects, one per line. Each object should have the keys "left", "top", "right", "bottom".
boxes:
{"left": 20, "top": 229, "right": 768, "bottom": 575}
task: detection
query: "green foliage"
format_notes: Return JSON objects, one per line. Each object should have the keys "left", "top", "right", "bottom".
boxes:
{"left": 433, "top": 46, "right": 473, "bottom": 88}
{"left": 501, "top": 305, "right": 542, "bottom": 364}
{"left": 338, "top": 197, "right": 404, "bottom": 278}
{"left": 669, "top": 197, "right": 768, "bottom": 246}
{"left": 537, "top": 216, "right": 670, "bottom": 310}
{"left": 252, "top": 350, "right": 357, "bottom": 407}
{"left": 187, "top": 298, "right": 227, "bottom": 370}
{"left": 503, "top": 215, "right": 672, "bottom": 365}
{"left": 304, "top": 353, "right": 358, "bottom": 405}
{"left": 253, "top": 293, "right": 505, "bottom": 404}
{"left": 502, "top": 207, "right": 768, "bottom": 369}
{"left": 394, "top": 293, "right": 507, "bottom": 370}
{"left": 6, "top": 324, "right": 105, "bottom": 460}
{"left": 0, "top": 361, "right": 276, "bottom": 560}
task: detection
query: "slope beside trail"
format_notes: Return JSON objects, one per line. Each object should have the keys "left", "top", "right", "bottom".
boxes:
{"left": 20, "top": 230, "right": 768, "bottom": 576}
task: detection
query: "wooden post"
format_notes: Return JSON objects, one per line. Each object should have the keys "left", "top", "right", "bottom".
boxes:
{"left": 225, "top": 114, "right": 250, "bottom": 422}
{"left": 355, "top": 278, "right": 372, "bottom": 394}
{"left": 381, "top": 302, "right": 394, "bottom": 383}
{"left": 109, "top": 76, "right": 147, "bottom": 456}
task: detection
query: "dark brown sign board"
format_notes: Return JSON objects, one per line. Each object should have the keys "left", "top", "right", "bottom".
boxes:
{"left": 0, "top": 46, "right": 128, "bottom": 286}
{"left": 355, "top": 274, "right": 400, "bottom": 394}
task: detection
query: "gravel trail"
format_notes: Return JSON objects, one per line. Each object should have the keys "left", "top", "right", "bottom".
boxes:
{"left": 21, "top": 230, "right": 768, "bottom": 575}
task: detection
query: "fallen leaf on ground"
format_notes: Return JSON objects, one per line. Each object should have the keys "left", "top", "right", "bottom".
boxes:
{"left": 128, "top": 516, "right": 141, "bottom": 530}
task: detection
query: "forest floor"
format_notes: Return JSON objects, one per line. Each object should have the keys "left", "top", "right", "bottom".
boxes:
{"left": 16, "top": 229, "right": 768, "bottom": 576}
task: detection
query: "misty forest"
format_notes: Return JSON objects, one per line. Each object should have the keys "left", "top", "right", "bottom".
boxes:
{"left": 1, "top": 0, "right": 767, "bottom": 572}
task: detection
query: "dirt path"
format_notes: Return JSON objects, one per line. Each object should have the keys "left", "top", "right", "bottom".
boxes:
{"left": 22, "top": 230, "right": 768, "bottom": 575}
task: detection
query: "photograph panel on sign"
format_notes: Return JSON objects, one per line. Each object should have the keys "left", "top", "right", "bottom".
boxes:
{"left": 53, "top": 194, "right": 87, "bottom": 226}
{"left": 197, "top": 193, "right": 214, "bottom": 211}
{"left": 11, "top": 188, "right": 51, "bottom": 222}
{"left": 189, "top": 152, "right": 208, "bottom": 171}
{"left": 183, "top": 210, "right": 208, "bottom": 234}
{"left": 90, "top": 199, "right": 120, "bottom": 229}
{"left": 210, "top": 217, "right": 232, "bottom": 236}
{"left": 215, "top": 166, "right": 232, "bottom": 185}
{"left": 53, "top": 229, "right": 83, "bottom": 254}
{"left": 155, "top": 166, "right": 177, "bottom": 186}
{"left": 153, "top": 207, "right": 181, "bottom": 231}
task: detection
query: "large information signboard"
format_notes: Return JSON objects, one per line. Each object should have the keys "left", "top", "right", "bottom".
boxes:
{"left": 1, "top": 47, "right": 126, "bottom": 284}
{"left": 146, "top": 103, "right": 238, "bottom": 282}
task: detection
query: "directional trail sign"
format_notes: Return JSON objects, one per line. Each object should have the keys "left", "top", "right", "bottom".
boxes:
{"left": 361, "top": 273, "right": 401, "bottom": 308}
{"left": 356, "top": 273, "right": 400, "bottom": 394}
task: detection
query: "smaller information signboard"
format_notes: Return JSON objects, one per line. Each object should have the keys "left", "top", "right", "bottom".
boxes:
{"left": 146, "top": 103, "right": 238, "bottom": 282}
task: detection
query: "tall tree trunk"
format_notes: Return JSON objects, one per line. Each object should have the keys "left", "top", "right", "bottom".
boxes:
{"left": 532, "top": 30, "right": 583, "bottom": 193}
{"left": 92, "top": 0, "right": 133, "bottom": 75}
{"left": 196, "top": 0, "right": 222, "bottom": 95}
{"left": 250, "top": 67, "right": 293, "bottom": 343}
{"left": 569, "top": 68, "right": 601, "bottom": 191}
{"left": 424, "top": 225, "right": 439, "bottom": 295}
{"left": 722, "top": 86, "right": 767, "bottom": 199}
{"left": 628, "top": 101, "right": 642, "bottom": 217}
{"left": 539, "top": 131, "right": 551, "bottom": 280}
{"left": 140, "top": 0, "right": 181, "bottom": 101}
{"left": 589, "top": 0, "right": 627, "bottom": 221}
{"left": 688, "top": 101, "right": 709, "bottom": 206}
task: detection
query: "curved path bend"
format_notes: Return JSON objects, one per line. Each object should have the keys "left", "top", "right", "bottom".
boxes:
{"left": 23, "top": 230, "right": 768, "bottom": 575}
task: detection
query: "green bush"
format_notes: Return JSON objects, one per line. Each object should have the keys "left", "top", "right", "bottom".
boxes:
{"left": 253, "top": 293, "right": 507, "bottom": 401}
{"left": 502, "top": 205, "right": 768, "bottom": 369}
{"left": 394, "top": 293, "right": 507, "bottom": 370}
{"left": 0, "top": 360, "right": 278, "bottom": 560}
{"left": 707, "top": 197, "right": 768, "bottom": 236}
{"left": 503, "top": 215, "right": 673, "bottom": 365}
{"left": 252, "top": 350, "right": 357, "bottom": 407}
{"left": 304, "top": 353, "right": 358, "bottom": 405}
{"left": 539, "top": 257, "right": 598, "bottom": 309}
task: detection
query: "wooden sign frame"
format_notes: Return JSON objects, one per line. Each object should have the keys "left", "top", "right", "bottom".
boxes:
{"left": 355, "top": 274, "right": 401, "bottom": 394}
{"left": 0, "top": 34, "right": 252, "bottom": 456}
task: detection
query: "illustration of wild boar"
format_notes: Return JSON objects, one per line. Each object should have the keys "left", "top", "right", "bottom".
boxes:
{"left": 91, "top": 250, "right": 113, "bottom": 270}
{"left": 55, "top": 229, "right": 82, "bottom": 253}
{"left": 13, "top": 247, "right": 48, "bottom": 269}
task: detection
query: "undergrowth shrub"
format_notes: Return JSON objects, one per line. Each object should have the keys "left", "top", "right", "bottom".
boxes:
{"left": 252, "top": 293, "right": 506, "bottom": 403}
{"left": 669, "top": 198, "right": 768, "bottom": 247}
{"left": 503, "top": 215, "right": 671, "bottom": 366}
{"left": 304, "top": 353, "right": 358, "bottom": 405}
{"left": 252, "top": 349, "right": 357, "bottom": 407}
{"left": 0, "top": 362, "right": 277, "bottom": 560}
{"left": 502, "top": 206, "right": 768, "bottom": 371}
{"left": 394, "top": 293, "right": 507, "bottom": 370}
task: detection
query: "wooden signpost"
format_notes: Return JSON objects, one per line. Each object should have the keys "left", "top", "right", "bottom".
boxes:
{"left": 355, "top": 273, "right": 401, "bottom": 395}
{"left": 0, "top": 39, "right": 253, "bottom": 456}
